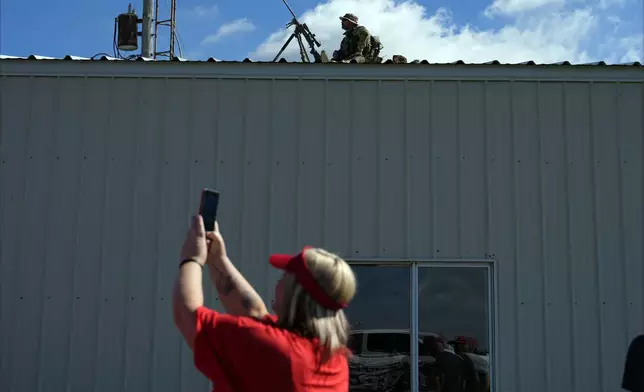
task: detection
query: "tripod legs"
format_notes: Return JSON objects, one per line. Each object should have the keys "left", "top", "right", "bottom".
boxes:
{"left": 295, "top": 34, "right": 311, "bottom": 62}
{"left": 273, "top": 31, "right": 315, "bottom": 62}
{"left": 273, "top": 33, "right": 296, "bottom": 62}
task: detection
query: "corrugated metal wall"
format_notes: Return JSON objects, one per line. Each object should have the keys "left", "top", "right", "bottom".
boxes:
{"left": 1, "top": 73, "right": 642, "bottom": 392}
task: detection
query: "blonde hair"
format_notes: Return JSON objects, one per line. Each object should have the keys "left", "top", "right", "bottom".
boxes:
{"left": 276, "top": 248, "right": 357, "bottom": 360}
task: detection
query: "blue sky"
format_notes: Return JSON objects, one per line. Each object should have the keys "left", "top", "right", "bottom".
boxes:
{"left": 1, "top": 0, "right": 642, "bottom": 63}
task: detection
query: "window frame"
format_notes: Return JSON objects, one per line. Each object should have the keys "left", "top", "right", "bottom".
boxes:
{"left": 347, "top": 258, "right": 498, "bottom": 392}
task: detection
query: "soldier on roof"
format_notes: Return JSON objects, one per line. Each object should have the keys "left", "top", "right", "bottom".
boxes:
{"left": 332, "top": 13, "right": 372, "bottom": 63}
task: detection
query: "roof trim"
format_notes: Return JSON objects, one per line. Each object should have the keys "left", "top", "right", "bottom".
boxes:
{"left": 1, "top": 58, "right": 643, "bottom": 82}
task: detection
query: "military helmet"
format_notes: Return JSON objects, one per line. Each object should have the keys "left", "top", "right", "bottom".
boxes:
{"left": 392, "top": 55, "right": 408, "bottom": 64}
{"left": 339, "top": 13, "right": 359, "bottom": 24}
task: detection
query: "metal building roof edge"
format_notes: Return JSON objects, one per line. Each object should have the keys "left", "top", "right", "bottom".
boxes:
{"left": 1, "top": 54, "right": 642, "bottom": 82}
{"left": 0, "top": 54, "right": 205, "bottom": 62}
{"left": 1, "top": 53, "right": 642, "bottom": 66}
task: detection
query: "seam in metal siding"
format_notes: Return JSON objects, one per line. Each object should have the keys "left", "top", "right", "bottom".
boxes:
{"left": 1, "top": 75, "right": 643, "bottom": 392}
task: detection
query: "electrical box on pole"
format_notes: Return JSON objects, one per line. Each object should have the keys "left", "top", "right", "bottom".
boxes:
{"left": 116, "top": 4, "right": 139, "bottom": 52}
{"left": 112, "top": 0, "right": 178, "bottom": 60}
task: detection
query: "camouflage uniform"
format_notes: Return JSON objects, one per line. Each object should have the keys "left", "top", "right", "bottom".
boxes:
{"left": 333, "top": 13, "right": 372, "bottom": 63}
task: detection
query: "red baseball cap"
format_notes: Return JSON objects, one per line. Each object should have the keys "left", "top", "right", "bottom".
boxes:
{"left": 269, "top": 246, "right": 348, "bottom": 311}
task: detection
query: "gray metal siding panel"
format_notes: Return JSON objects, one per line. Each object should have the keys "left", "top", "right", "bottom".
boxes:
{"left": 1, "top": 75, "right": 642, "bottom": 392}
{"left": 619, "top": 84, "right": 644, "bottom": 340}
{"left": 485, "top": 81, "right": 519, "bottom": 391}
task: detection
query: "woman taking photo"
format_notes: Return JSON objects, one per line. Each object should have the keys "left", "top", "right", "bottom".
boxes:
{"left": 172, "top": 215, "right": 356, "bottom": 392}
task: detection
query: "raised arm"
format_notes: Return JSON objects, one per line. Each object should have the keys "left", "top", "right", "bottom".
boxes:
{"left": 205, "top": 223, "right": 268, "bottom": 319}
{"left": 172, "top": 215, "right": 208, "bottom": 348}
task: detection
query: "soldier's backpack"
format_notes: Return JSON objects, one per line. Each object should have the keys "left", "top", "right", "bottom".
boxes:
{"left": 369, "top": 35, "right": 383, "bottom": 63}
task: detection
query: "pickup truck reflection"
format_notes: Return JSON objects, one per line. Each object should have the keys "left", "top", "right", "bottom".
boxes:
{"left": 347, "top": 329, "right": 489, "bottom": 392}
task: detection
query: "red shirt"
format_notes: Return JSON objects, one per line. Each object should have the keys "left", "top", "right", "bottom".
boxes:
{"left": 193, "top": 306, "right": 349, "bottom": 392}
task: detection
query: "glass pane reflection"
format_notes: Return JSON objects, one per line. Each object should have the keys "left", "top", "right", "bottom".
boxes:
{"left": 346, "top": 266, "right": 411, "bottom": 391}
{"left": 418, "top": 267, "right": 490, "bottom": 392}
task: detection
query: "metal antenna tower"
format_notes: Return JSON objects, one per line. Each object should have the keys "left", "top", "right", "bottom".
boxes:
{"left": 154, "top": 0, "right": 177, "bottom": 59}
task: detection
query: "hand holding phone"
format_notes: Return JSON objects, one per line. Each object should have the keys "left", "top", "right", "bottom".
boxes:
{"left": 199, "top": 189, "right": 220, "bottom": 232}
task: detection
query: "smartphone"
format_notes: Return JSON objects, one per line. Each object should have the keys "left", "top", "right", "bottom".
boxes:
{"left": 199, "top": 188, "right": 220, "bottom": 232}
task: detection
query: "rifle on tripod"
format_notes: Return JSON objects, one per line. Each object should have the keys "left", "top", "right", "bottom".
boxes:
{"left": 272, "top": 0, "right": 323, "bottom": 63}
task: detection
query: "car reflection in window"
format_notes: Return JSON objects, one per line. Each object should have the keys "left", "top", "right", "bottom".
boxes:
{"left": 348, "top": 330, "right": 489, "bottom": 392}
{"left": 349, "top": 330, "right": 412, "bottom": 391}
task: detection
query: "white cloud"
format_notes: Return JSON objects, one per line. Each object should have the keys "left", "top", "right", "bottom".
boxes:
{"left": 201, "top": 18, "right": 256, "bottom": 45}
{"left": 598, "top": 0, "right": 626, "bottom": 10}
{"left": 252, "top": 0, "right": 640, "bottom": 64}
{"left": 616, "top": 34, "right": 644, "bottom": 62}
{"left": 193, "top": 4, "right": 219, "bottom": 17}
{"left": 180, "top": 4, "right": 219, "bottom": 19}
{"left": 484, "top": 0, "right": 564, "bottom": 16}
